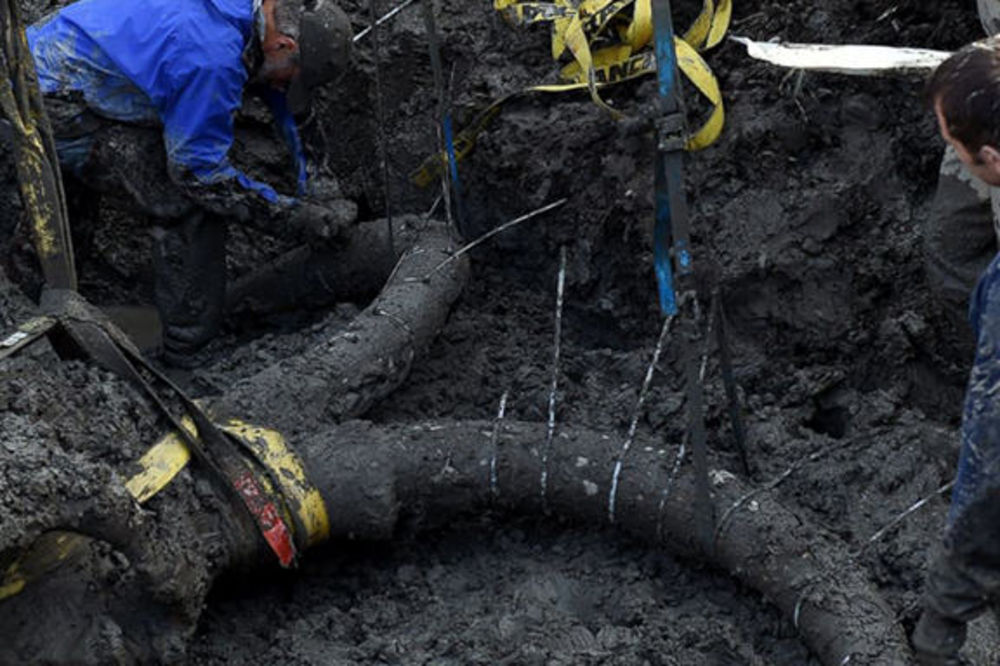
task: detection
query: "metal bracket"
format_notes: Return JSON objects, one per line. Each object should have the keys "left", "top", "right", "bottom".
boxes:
{"left": 656, "top": 112, "right": 687, "bottom": 152}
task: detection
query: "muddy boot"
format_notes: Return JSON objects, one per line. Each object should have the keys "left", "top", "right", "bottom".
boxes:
{"left": 151, "top": 211, "right": 227, "bottom": 367}
{"left": 912, "top": 609, "right": 968, "bottom": 665}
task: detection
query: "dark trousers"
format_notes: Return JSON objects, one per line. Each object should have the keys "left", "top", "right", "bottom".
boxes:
{"left": 50, "top": 102, "right": 227, "bottom": 357}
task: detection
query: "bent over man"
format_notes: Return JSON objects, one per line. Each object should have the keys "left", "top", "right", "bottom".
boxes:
{"left": 25, "top": 0, "right": 354, "bottom": 364}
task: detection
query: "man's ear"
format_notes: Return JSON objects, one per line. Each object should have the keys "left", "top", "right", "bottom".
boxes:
{"left": 266, "top": 34, "right": 299, "bottom": 54}
{"left": 980, "top": 144, "right": 1000, "bottom": 175}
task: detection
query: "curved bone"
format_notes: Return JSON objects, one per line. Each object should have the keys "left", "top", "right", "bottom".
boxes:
{"left": 214, "top": 217, "right": 468, "bottom": 435}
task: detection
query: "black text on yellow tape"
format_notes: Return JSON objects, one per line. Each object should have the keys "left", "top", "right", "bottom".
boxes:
{"left": 411, "top": 0, "right": 731, "bottom": 187}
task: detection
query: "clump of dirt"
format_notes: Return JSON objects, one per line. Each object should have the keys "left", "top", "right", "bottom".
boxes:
{"left": 2, "top": 0, "right": 998, "bottom": 663}
{"left": 0, "top": 320, "right": 237, "bottom": 663}
{"left": 193, "top": 519, "right": 814, "bottom": 665}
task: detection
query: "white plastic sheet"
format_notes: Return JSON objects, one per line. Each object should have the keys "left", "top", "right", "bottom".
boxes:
{"left": 731, "top": 36, "right": 952, "bottom": 76}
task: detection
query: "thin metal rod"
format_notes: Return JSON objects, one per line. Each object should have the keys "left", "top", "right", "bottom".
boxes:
{"left": 368, "top": 0, "right": 394, "bottom": 256}
{"left": 860, "top": 480, "right": 955, "bottom": 552}
{"left": 489, "top": 391, "right": 510, "bottom": 501}
{"left": 540, "top": 246, "right": 568, "bottom": 510}
{"left": 353, "top": 0, "right": 418, "bottom": 42}
{"left": 422, "top": 199, "right": 568, "bottom": 277}
{"left": 608, "top": 315, "right": 674, "bottom": 524}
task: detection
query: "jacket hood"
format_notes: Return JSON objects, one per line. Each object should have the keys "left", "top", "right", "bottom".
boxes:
{"left": 206, "top": 0, "right": 256, "bottom": 35}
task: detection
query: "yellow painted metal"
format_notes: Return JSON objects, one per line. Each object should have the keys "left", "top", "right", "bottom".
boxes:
{"left": 220, "top": 420, "right": 331, "bottom": 549}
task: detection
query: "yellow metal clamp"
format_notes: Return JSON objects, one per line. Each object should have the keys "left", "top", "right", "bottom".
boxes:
{"left": 218, "top": 420, "right": 331, "bottom": 550}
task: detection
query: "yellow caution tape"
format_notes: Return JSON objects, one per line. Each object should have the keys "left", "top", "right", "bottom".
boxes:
{"left": 411, "top": 0, "right": 731, "bottom": 186}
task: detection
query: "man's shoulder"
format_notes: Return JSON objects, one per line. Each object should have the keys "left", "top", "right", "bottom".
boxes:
{"left": 54, "top": 0, "right": 249, "bottom": 51}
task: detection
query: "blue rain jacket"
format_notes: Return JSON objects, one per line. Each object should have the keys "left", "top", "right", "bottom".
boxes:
{"left": 27, "top": 0, "right": 307, "bottom": 205}
{"left": 950, "top": 251, "right": 1000, "bottom": 528}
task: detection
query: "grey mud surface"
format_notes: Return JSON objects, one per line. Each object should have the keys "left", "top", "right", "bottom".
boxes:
{"left": 2, "top": 0, "right": 999, "bottom": 663}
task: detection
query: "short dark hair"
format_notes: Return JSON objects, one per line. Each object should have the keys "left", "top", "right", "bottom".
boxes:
{"left": 927, "top": 37, "right": 1000, "bottom": 155}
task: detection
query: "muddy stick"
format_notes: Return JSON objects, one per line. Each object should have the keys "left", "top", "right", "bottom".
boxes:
{"left": 294, "top": 420, "right": 913, "bottom": 665}
{"left": 1, "top": 366, "right": 910, "bottom": 666}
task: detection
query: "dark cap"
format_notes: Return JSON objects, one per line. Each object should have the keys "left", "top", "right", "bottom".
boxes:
{"left": 286, "top": 0, "right": 353, "bottom": 114}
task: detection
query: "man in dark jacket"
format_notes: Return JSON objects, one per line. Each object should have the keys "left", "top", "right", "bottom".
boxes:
{"left": 924, "top": 0, "right": 1000, "bottom": 337}
{"left": 26, "top": 0, "right": 355, "bottom": 364}
{"left": 914, "top": 35, "right": 1000, "bottom": 665}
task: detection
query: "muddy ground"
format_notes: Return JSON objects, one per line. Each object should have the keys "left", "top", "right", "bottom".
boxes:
{"left": 3, "top": 0, "right": 1000, "bottom": 663}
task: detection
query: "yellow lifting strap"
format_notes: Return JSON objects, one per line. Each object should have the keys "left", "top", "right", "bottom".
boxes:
{"left": 126, "top": 414, "right": 330, "bottom": 550}
{"left": 1, "top": 414, "right": 330, "bottom": 602}
{"left": 411, "top": 0, "right": 731, "bottom": 187}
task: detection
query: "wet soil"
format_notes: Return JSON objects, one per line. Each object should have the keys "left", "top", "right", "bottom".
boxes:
{"left": 3, "top": 0, "right": 1000, "bottom": 663}
{"left": 190, "top": 0, "right": 995, "bottom": 662}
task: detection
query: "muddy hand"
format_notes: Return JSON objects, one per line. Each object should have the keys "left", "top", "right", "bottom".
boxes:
{"left": 288, "top": 198, "right": 358, "bottom": 244}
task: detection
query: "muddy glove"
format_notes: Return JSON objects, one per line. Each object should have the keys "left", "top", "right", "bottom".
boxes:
{"left": 286, "top": 198, "right": 358, "bottom": 244}
{"left": 911, "top": 609, "right": 969, "bottom": 666}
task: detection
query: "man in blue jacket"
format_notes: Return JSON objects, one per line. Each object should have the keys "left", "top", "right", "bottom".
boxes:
{"left": 26, "top": 0, "right": 355, "bottom": 364}
{"left": 915, "top": 36, "right": 1000, "bottom": 666}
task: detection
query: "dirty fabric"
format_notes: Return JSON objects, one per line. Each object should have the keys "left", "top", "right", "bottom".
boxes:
{"left": 152, "top": 211, "right": 228, "bottom": 360}
{"left": 924, "top": 145, "right": 997, "bottom": 331}
{"left": 950, "top": 252, "right": 1000, "bottom": 525}
{"left": 927, "top": 252, "right": 1000, "bottom": 622}
{"left": 27, "top": 0, "right": 307, "bottom": 214}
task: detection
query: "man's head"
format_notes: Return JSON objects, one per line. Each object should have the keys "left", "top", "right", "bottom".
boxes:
{"left": 928, "top": 37, "right": 1000, "bottom": 186}
{"left": 257, "top": 0, "right": 301, "bottom": 88}
{"left": 257, "top": 0, "right": 353, "bottom": 111}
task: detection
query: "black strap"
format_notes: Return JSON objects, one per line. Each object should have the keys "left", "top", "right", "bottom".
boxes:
{"left": 681, "top": 305, "right": 714, "bottom": 552}
{"left": 651, "top": 0, "right": 714, "bottom": 551}
{"left": 714, "top": 293, "right": 750, "bottom": 477}
{"left": 0, "top": 316, "right": 57, "bottom": 361}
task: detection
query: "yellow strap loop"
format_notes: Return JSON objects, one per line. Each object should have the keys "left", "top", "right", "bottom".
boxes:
{"left": 410, "top": 0, "right": 732, "bottom": 187}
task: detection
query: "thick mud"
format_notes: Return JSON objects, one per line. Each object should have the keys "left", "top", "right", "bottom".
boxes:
{"left": 3, "top": 0, "right": 1000, "bottom": 663}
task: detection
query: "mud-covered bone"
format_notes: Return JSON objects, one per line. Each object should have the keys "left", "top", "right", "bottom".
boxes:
{"left": 295, "top": 420, "right": 913, "bottom": 665}
{"left": 1, "top": 412, "right": 914, "bottom": 665}
{"left": 227, "top": 215, "right": 428, "bottom": 317}
{"left": 214, "top": 216, "right": 468, "bottom": 435}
